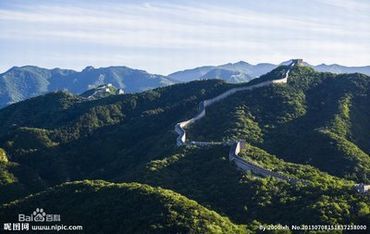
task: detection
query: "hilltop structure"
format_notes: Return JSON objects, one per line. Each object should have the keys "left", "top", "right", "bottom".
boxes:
{"left": 174, "top": 60, "right": 369, "bottom": 191}
{"left": 175, "top": 61, "right": 297, "bottom": 182}
{"left": 295, "top": 59, "right": 304, "bottom": 65}
{"left": 80, "top": 83, "right": 125, "bottom": 100}
{"left": 355, "top": 183, "right": 370, "bottom": 193}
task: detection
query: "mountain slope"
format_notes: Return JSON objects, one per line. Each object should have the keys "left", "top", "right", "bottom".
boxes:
{"left": 0, "top": 66, "right": 75, "bottom": 107}
{"left": 168, "top": 66, "right": 214, "bottom": 82}
{"left": 0, "top": 180, "right": 247, "bottom": 233}
{"left": 169, "top": 62, "right": 275, "bottom": 83}
{"left": 60, "top": 66, "right": 175, "bottom": 94}
{"left": 199, "top": 68, "right": 252, "bottom": 83}
{"left": 187, "top": 65, "right": 370, "bottom": 183}
{"left": 218, "top": 61, "right": 277, "bottom": 78}
{"left": 80, "top": 83, "right": 124, "bottom": 99}
{"left": 0, "top": 65, "right": 369, "bottom": 229}
{"left": 169, "top": 61, "right": 370, "bottom": 83}
{"left": 0, "top": 66, "right": 175, "bottom": 108}
{"left": 2, "top": 62, "right": 368, "bottom": 109}
{"left": 315, "top": 64, "right": 370, "bottom": 75}
{"left": 136, "top": 145, "right": 369, "bottom": 225}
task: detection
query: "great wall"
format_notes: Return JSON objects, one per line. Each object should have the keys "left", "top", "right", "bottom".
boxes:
{"left": 228, "top": 141, "right": 299, "bottom": 183}
{"left": 174, "top": 60, "right": 299, "bottom": 182}
{"left": 174, "top": 59, "right": 370, "bottom": 192}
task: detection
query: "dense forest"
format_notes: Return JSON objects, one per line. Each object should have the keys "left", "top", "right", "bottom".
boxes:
{"left": 0, "top": 65, "right": 369, "bottom": 233}
{"left": 188, "top": 66, "right": 370, "bottom": 183}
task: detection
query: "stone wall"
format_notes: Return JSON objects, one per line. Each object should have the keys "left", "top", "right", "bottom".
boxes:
{"left": 174, "top": 61, "right": 299, "bottom": 182}
{"left": 354, "top": 183, "right": 370, "bottom": 193}
{"left": 228, "top": 142, "right": 298, "bottom": 182}
{"left": 173, "top": 60, "right": 367, "bottom": 188}
{"left": 175, "top": 61, "right": 295, "bottom": 146}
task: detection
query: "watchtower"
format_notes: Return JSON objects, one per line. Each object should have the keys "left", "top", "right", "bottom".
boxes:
{"left": 354, "top": 183, "right": 370, "bottom": 193}
{"left": 292, "top": 59, "right": 304, "bottom": 66}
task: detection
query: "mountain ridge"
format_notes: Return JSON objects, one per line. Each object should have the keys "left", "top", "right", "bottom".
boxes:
{"left": 0, "top": 65, "right": 176, "bottom": 108}
{"left": 169, "top": 60, "right": 370, "bottom": 82}
{"left": 0, "top": 64, "right": 369, "bottom": 229}
{"left": 2, "top": 60, "right": 370, "bottom": 109}
{"left": 0, "top": 180, "right": 247, "bottom": 233}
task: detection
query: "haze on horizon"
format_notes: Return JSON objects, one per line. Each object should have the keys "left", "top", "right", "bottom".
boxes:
{"left": 0, "top": 0, "right": 369, "bottom": 75}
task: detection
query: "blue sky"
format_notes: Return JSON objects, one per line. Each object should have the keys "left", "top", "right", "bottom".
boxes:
{"left": 0, "top": 0, "right": 369, "bottom": 74}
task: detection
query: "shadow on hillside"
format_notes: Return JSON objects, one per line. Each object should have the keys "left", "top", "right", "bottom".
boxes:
{"left": 262, "top": 77, "right": 361, "bottom": 180}
{"left": 131, "top": 145, "right": 322, "bottom": 225}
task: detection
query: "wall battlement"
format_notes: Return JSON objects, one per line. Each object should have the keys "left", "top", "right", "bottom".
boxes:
{"left": 354, "top": 183, "right": 370, "bottom": 193}
{"left": 174, "top": 61, "right": 301, "bottom": 182}
{"left": 229, "top": 142, "right": 299, "bottom": 183}
{"left": 175, "top": 61, "right": 295, "bottom": 146}
{"left": 173, "top": 59, "right": 368, "bottom": 190}
{"left": 292, "top": 59, "right": 304, "bottom": 66}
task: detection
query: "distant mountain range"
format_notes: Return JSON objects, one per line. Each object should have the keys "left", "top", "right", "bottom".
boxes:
{"left": 169, "top": 61, "right": 276, "bottom": 83}
{"left": 1, "top": 61, "right": 370, "bottom": 108}
{"left": 0, "top": 66, "right": 175, "bottom": 108}
{"left": 314, "top": 63, "right": 370, "bottom": 74}
{"left": 169, "top": 60, "right": 370, "bottom": 82}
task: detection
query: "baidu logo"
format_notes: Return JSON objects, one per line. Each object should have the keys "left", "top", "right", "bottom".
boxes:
{"left": 32, "top": 208, "right": 46, "bottom": 222}
{"left": 3, "top": 207, "right": 83, "bottom": 232}
{"left": 18, "top": 208, "right": 60, "bottom": 222}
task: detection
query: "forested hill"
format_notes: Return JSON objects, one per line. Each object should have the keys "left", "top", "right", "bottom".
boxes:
{"left": 0, "top": 65, "right": 175, "bottom": 108}
{"left": 188, "top": 65, "right": 370, "bottom": 183}
{"left": 0, "top": 65, "right": 369, "bottom": 232}
{"left": 0, "top": 180, "right": 246, "bottom": 233}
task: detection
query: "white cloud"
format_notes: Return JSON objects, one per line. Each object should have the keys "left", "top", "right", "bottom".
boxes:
{"left": 318, "top": 0, "right": 370, "bottom": 12}
{"left": 0, "top": 0, "right": 369, "bottom": 74}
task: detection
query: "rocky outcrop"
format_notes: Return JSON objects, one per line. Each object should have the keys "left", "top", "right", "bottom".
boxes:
{"left": 80, "top": 83, "right": 124, "bottom": 100}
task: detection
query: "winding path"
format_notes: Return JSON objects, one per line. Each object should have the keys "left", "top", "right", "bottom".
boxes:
{"left": 174, "top": 60, "right": 298, "bottom": 181}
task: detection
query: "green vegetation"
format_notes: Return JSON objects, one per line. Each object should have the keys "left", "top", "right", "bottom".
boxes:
{"left": 0, "top": 148, "right": 8, "bottom": 163}
{"left": 0, "top": 65, "right": 176, "bottom": 108}
{"left": 80, "top": 84, "right": 123, "bottom": 99}
{"left": 188, "top": 66, "right": 370, "bottom": 183}
{"left": 0, "top": 180, "right": 247, "bottom": 233}
{"left": 0, "top": 160, "right": 46, "bottom": 204}
{"left": 0, "top": 80, "right": 231, "bottom": 203}
{"left": 137, "top": 145, "right": 369, "bottom": 226}
{"left": 0, "top": 66, "right": 369, "bottom": 232}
